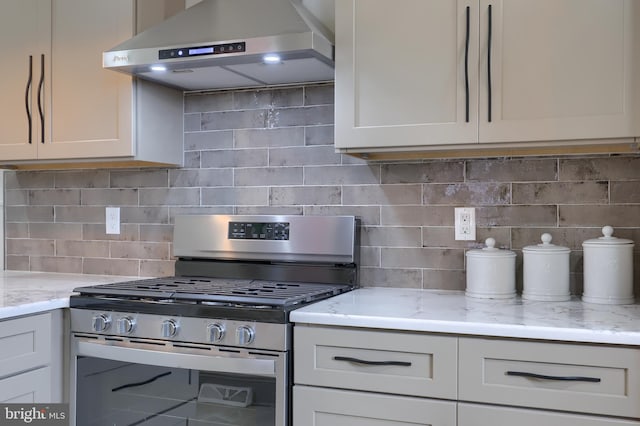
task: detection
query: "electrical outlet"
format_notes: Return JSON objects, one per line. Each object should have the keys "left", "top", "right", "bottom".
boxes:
{"left": 105, "top": 207, "right": 120, "bottom": 235}
{"left": 454, "top": 207, "right": 476, "bottom": 241}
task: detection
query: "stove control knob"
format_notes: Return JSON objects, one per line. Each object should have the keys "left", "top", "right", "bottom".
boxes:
{"left": 236, "top": 325, "right": 255, "bottom": 346}
{"left": 92, "top": 314, "right": 111, "bottom": 332}
{"left": 161, "top": 319, "right": 179, "bottom": 338}
{"left": 207, "top": 323, "right": 225, "bottom": 343}
{"left": 116, "top": 316, "right": 135, "bottom": 334}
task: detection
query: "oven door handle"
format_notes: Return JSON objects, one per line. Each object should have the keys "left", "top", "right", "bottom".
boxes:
{"left": 76, "top": 340, "right": 277, "bottom": 377}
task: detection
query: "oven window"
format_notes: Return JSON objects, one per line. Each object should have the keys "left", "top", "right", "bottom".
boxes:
{"left": 76, "top": 356, "right": 276, "bottom": 425}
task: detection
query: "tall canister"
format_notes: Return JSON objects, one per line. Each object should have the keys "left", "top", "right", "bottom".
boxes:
{"left": 582, "top": 226, "right": 635, "bottom": 305}
{"left": 522, "top": 233, "right": 570, "bottom": 301}
{"left": 466, "top": 238, "right": 516, "bottom": 299}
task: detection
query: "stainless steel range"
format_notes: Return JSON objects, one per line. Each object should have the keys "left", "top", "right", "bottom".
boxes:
{"left": 69, "top": 214, "right": 359, "bottom": 426}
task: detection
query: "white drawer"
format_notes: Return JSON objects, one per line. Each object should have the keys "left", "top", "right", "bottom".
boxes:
{"left": 294, "top": 325, "right": 457, "bottom": 399}
{"left": 294, "top": 385, "right": 456, "bottom": 426}
{"left": 459, "top": 403, "right": 640, "bottom": 426}
{"left": 0, "top": 367, "right": 52, "bottom": 403}
{"left": 459, "top": 337, "right": 640, "bottom": 418}
{"left": 0, "top": 312, "right": 52, "bottom": 379}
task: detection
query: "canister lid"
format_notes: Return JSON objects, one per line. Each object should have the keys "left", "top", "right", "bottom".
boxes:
{"left": 582, "top": 226, "right": 634, "bottom": 247}
{"left": 466, "top": 238, "right": 516, "bottom": 258}
{"left": 523, "top": 233, "right": 570, "bottom": 253}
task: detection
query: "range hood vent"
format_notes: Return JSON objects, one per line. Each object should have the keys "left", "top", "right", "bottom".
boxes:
{"left": 103, "top": 0, "right": 334, "bottom": 91}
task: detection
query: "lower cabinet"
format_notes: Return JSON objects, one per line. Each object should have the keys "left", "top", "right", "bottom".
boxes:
{"left": 293, "top": 324, "right": 640, "bottom": 426}
{"left": 294, "top": 385, "right": 456, "bottom": 426}
{"left": 459, "top": 403, "right": 640, "bottom": 426}
{"left": 0, "top": 310, "right": 64, "bottom": 403}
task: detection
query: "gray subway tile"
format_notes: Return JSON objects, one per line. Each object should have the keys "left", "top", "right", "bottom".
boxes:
{"left": 559, "top": 205, "right": 640, "bottom": 227}
{"left": 233, "top": 87, "right": 303, "bottom": 109}
{"left": 381, "top": 247, "right": 464, "bottom": 269}
{"left": 274, "top": 105, "right": 334, "bottom": 127}
{"left": 343, "top": 185, "right": 422, "bottom": 205}
{"left": 184, "top": 130, "right": 233, "bottom": 151}
{"left": 83, "top": 224, "right": 139, "bottom": 241}
{"left": 110, "top": 170, "right": 168, "bottom": 188}
{"left": 184, "top": 114, "right": 201, "bottom": 131}
{"left": 201, "top": 149, "right": 268, "bottom": 168}
{"left": 56, "top": 240, "right": 110, "bottom": 258}
{"left": 6, "top": 239, "right": 54, "bottom": 256}
{"left": 121, "top": 207, "right": 170, "bottom": 224}
{"left": 611, "top": 181, "right": 640, "bottom": 203}
{"left": 305, "top": 125, "right": 334, "bottom": 146}
{"left": 467, "top": 158, "right": 557, "bottom": 182}
{"left": 81, "top": 189, "right": 139, "bottom": 206}
{"left": 169, "top": 169, "right": 233, "bottom": 187}
{"left": 185, "top": 92, "right": 233, "bottom": 113}
{"left": 358, "top": 267, "right": 422, "bottom": 288}
{"left": 381, "top": 206, "right": 454, "bottom": 226}
{"left": 235, "top": 128, "right": 304, "bottom": 148}
{"left": 55, "top": 206, "right": 106, "bottom": 224}
{"left": 5, "top": 190, "right": 29, "bottom": 206}
{"left": 110, "top": 242, "right": 170, "bottom": 260}
{"left": 6, "top": 256, "right": 29, "bottom": 271}
{"left": 422, "top": 226, "right": 511, "bottom": 249}
{"left": 202, "top": 110, "right": 267, "bottom": 131}
{"left": 423, "top": 182, "right": 511, "bottom": 205}
{"left": 5, "top": 206, "right": 54, "bottom": 222}
{"left": 169, "top": 207, "right": 234, "bottom": 222}
{"left": 139, "top": 188, "right": 200, "bottom": 206}
{"left": 234, "top": 167, "right": 303, "bottom": 187}
{"left": 305, "top": 84, "right": 335, "bottom": 106}
{"left": 305, "top": 165, "right": 381, "bottom": 185}
{"left": 361, "top": 226, "right": 422, "bottom": 247}
{"left": 560, "top": 156, "right": 640, "bottom": 181}
{"left": 55, "top": 170, "right": 109, "bottom": 188}
{"left": 30, "top": 223, "right": 82, "bottom": 240}
{"left": 140, "top": 225, "right": 174, "bottom": 243}
{"left": 423, "top": 270, "right": 466, "bottom": 291}
{"left": 31, "top": 256, "right": 83, "bottom": 274}
{"left": 140, "top": 260, "right": 175, "bottom": 277}
{"left": 202, "top": 187, "right": 269, "bottom": 206}
{"left": 83, "top": 258, "right": 139, "bottom": 276}
{"left": 5, "top": 171, "right": 55, "bottom": 189}
{"left": 270, "top": 186, "right": 341, "bottom": 206}
{"left": 304, "top": 206, "right": 381, "bottom": 226}
{"left": 513, "top": 181, "right": 608, "bottom": 205}
{"left": 476, "top": 206, "right": 557, "bottom": 227}
{"left": 235, "top": 206, "right": 304, "bottom": 216}
{"left": 184, "top": 151, "right": 201, "bottom": 168}
{"left": 382, "top": 162, "right": 465, "bottom": 184}
{"left": 6, "top": 223, "right": 29, "bottom": 239}
{"left": 28, "top": 189, "right": 80, "bottom": 206}
{"left": 270, "top": 146, "right": 341, "bottom": 167}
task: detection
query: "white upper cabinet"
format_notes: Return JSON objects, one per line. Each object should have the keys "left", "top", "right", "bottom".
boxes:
{"left": 0, "top": 0, "right": 184, "bottom": 167}
{"left": 481, "top": 0, "right": 637, "bottom": 143}
{"left": 335, "top": 0, "right": 478, "bottom": 150}
{"left": 335, "top": 0, "right": 640, "bottom": 155}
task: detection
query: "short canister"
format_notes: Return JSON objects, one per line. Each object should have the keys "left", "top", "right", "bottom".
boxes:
{"left": 522, "top": 233, "right": 570, "bottom": 301}
{"left": 582, "top": 226, "right": 635, "bottom": 305}
{"left": 466, "top": 238, "right": 516, "bottom": 299}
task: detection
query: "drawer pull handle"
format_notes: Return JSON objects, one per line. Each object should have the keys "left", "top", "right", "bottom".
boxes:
{"left": 506, "top": 371, "right": 601, "bottom": 383}
{"left": 333, "top": 356, "right": 411, "bottom": 367}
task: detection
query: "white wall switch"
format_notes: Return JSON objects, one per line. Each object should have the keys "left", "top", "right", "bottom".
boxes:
{"left": 454, "top": 207, "right": 476, "bottom": 241}
{"left": 105, "top": 207, "right": 120, "bottom": 235}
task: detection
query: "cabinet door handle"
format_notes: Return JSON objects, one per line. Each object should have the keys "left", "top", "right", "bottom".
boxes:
{"left": 25, "top": 56, "right": 33, "bottom": 144}
{"left": 487, "top": 4, "right": 493, "bottom": 122}
{"left": 37, "top": 54, "right": 45, "bottom": 144}
{"left": 464, "top": 6, "right": 470, "bottom": 123}
{"left": 506, "top": 371, "right": 601, "bottom": 383}
{"left": 333, "top": 356, "right": 411, "bottom": 367}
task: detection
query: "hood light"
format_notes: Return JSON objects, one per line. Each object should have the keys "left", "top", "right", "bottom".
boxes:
{"left": 262, "top": 54, "right": 282, "bottom": 64}
{"left": 150, "top": 65, "right": 167, "bottom": 72}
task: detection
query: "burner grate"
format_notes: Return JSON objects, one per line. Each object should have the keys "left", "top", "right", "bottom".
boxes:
{"left": 74, "top": 277, "right": 350, "bottom": 307}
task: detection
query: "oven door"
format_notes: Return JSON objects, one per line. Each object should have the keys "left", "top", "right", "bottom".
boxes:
{"left": 70, "top": 335, "right": 288, "bottom": 426}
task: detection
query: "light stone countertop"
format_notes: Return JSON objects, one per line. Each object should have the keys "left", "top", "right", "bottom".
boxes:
{"left": 0, "top": 271, "right": 136, "bottom": 320}
{"left": 290, "top": 287, "right": 640, "bottom": 346}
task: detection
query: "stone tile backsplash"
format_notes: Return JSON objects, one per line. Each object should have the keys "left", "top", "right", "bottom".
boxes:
{"left": 5, "top": 83, "right": 640, "bottom": 295}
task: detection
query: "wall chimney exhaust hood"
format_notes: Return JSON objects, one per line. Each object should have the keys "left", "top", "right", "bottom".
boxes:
{"left": 103, "top": 0, "right": 334, "bottom": 91}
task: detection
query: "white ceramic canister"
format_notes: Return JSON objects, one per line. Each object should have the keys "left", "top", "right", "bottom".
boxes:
{"left": 522, "top": 233, "right": 570, "bottom": 301}
{"left": 582, "top": 226, "right": 635, "bottom": 305}
{"left": 466, "top": 238, "right": 516, "bottom": 299}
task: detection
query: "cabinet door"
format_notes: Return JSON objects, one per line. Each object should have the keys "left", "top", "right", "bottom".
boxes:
{"left": 480, "top": 0, "right": 639, "bottom": 143}
{"left": 459, "top": 403, "right": 640, "bottom": 426}
{"left": 39, "top": 0, "right": 135, "bottom": 160}
{"left": 0, "top": 0, "right": 48, "bottom": 160}
{"left": 294, "top": 385, "right": 456, "bottom": 426}
{"left": 335, "top": 0, "right": 478, "bottom": 150}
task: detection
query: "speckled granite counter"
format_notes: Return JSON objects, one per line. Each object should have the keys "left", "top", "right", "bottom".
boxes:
{"left": 0, "top": 271, "right": 136, "bottom": 320}
{"left": 290, "top": 287, "right": 640, "bottom": 346}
